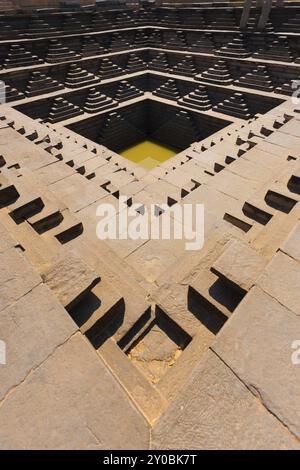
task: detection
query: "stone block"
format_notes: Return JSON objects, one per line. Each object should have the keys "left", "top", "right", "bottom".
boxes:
{"left": 211, "top": 239, "right": 266, "bottom": 292}
{"left": 257, "top": 251, "right": 300, "bottom": 316}
{"left": 0, "top": 283, "right": 76, "bottom": 400}
{"left": 213, "top": 286, "right": 300, "bottom": 439}
{"left": 0, "top": 248, "right": 41, "bottom": 313}
{"left": 152, "top": 350, "right": 299, "bottom": 449}
{"left": 41, "top": 249, "right": 100, "bottom": 309}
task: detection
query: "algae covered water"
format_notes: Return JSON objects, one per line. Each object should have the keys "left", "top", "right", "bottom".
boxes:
{"left": 120, "top": 139, "right": 178, "bottom": 169}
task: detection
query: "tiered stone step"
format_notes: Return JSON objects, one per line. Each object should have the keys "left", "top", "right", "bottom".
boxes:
{"left": 178, "top": 85, "right": 212, "bottom": 111}
{"left": 0, "top": 0, "right": 15, "bottom": 12}
{"left": 182, "top": 10, "right": 206, "bottom": 28}
{"left": 134, "top": 31, "right": 149, "bottom": 48}
{"left": 98, "top": 58, "right": 124, "bottom": 79}
{"left": 62, "top": 15, "right": 88, "bottom": 34}
{"left": 213, "top": 92, "right": 250, "bottom": 119}
{"left": 250, "top": 34, "right": 269, "bottom": 55}
{"left": 115, "top": 12, "right": 136, "bottom": 28}
{"left": 160, "top": 10, "right": 180, "bottom": 28}
{"left": 0, "top": 21, "right": 14, "bottom": 38}
{"left": 152, "top": 79, "right": 181, "bottom": 101}
{"left": 114, "top": 80, "right": 144, "bottom": 102}
{"left": 152, "top": 110, "right": 201, "bottom": 149}
{"left": 137, "top": 8, "right": 153, "bottom": 26}
{"left": 253, "top": 36, "right": 294, "bottom": 63}
{"left": 244, "top": 13, "right": 274, "bottom": 32}
{"left": 196, "top": 60, "right": 233, "bottom": 85}
{"left": 280, "top": 13, "right": 300, "bottom": 32}
{"left": 110, "top": 33, "right": 131, "bottom": 52}
{"left": 81, "top": 36, "right": 106, "bottom": 57}
{"left": 148, "top": 29, "right": 162, "bottom": 47}
{"left": 98, "top": 111, "right": 145, "bottom": 150}
{"left": 164, "top": 31, "right": 187, "bottom": 50}
{"left": 148, "top": 52, "right": 169, "bottom": 72}
{"left": 25, "top": 17, "right": 57, "bottom": 37}
{"left": 216, "top": 36, "right": 251, "bottom": 58}
{"left": 234, "top": 65, "right": 274, "bottom": 92}
{"left": 46, "top": 39, "right": 81, "bottom": 64}
{"left": 209, "top": 11, "right": 238, "bottom": 30}
{"left": 126, "top": 53, "right": 147, "bottom": 73}
{"left": 91, "top": 13, "right": 107, "bottom": 31}
{"left": 275, "top": 78, "right": 300, "bottom": 96}
{"left": 64, "top": 63, "right": 100, "bottom": 89}
{"left": 48, "top": 97, "right": 84, "bottom": 123}
{"left": 84, "top": 88, "right": 117, "bottom": 113}
{"left": 0, "top": 83, "right": 24, "bottom": 102}
{"left": 25, "top": 71, "right": 64, "bottom": 97}
{"left": 190, "top": 33, "right": 215, "bottom": 53}
{"left": 172, "top": 55, "right": 197, "bottom": 77}
{"left": 3, "top": 45, "right": 43, "bottom": 68}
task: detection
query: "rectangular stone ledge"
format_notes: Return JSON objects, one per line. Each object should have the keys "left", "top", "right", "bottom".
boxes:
{"left": 0, "top": 283, "right": 77, "bottom": 401}
{"left": 156, "top": 323, "right": 214, "bottom": 403}
{"left": 190, "top": 268, "right": 244, "bottom": 321}
{"left": 212, "top": 286, "right": 300, "bottom": 441}
{"left": 97, "top": 337, "right": 168, "bottom": 425}
{"left": 280, "top": 219, "right": 300, "bottom": 263}
{"left": 0, "top": 247, "right": 41, "bottom": 314}
{"left": 211, "top": 239, "right": 267, "bottom": 293}
{"left": 279, "top": 118, "right": 300, "bottom": 139}
{"left": 0, "top": 333, "right": 149, "bottom": 450}
{"left": 0, "top": 221, "right": 18, "bottom": 253}
{"left": 34, "top": 161, "right": 76, "bottom": 186}
{"left": 151, "top": 350, "right": 300, "bottom": 450}
{"left": 0, "top": 127, "right": 58, "bottom": 171}
{"left": 41, "top": 248, "right": 100, "bottom": 309}
{"left": 49, "top": 173, "right": 108, "bottom": 213}
{"left": 57, "top": 234, "right": 151, "bottom": 343}
{"left": 257, "top": 251, "right": 300, "bottom": 316}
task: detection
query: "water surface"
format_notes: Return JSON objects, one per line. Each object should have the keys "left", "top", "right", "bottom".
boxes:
{"left": 120, "top": 139, "right": 178, "bottom": 169}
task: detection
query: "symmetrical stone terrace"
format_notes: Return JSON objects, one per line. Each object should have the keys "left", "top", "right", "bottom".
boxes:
{"left": 0, "top": 3, "right": 300, "bottom": 451}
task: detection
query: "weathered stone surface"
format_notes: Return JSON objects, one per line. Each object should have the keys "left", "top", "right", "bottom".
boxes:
{"left": 266, "top": 132, "right": 300, "bottom": 151}
{"left": 279, "top": 119, "right": 300, "bottom": 138}
{"left": 0, "top": 334, "right": 149, "bottom": 450}
{"left": 127, "top": 319, "right": 184, "bottom": 385}
{"left": 0, "top": 283, "right": 76, "bottom": 400}
{"left": 98, "top": 338, "right": 168, "bottom": 425}
{"left": 281, "top": 221, "right": 300, "bottom": 263}
{"left": 126, "top": 239, "right": 178, "bottom": 283}
{"left": 211, "top": 239, "right": 266, "bottom": 291}
{"left": 0, "top": 222, "right": 17, "bottom": 253}
{"left": 0, "top": 248, "right": 41, "bottom": 313}
{"left": 34, "top": 162, "right": 75, "bottom": 186}
{"left": 257, "top": 251, "right": 300, "bottom": 316}
{"left": 41, "top": 249, "right": 100, "bottom": 308}
{"left": 49, "top": 174, "right": 107, "bottom": 213}
{"left": 152, "top": 351, "right": 299, "bottom": 450}
{"left": 0, "top": 128, "right": 56, "bottom": 170}
{"left": 212, "top": 286, "right": 300, "bottom": 440}
{"left": 206, "top": 169, "right": 259, "bottom": 201}
{"left": 157, "top": 323, "right": 214, "bottom": 402}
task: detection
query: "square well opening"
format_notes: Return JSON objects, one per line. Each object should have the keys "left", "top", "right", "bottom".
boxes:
{"left": 67, "top": 99, "right": 232, "bottom": 168}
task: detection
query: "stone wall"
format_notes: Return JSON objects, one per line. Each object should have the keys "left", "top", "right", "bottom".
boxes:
{"left": 3, "top": 0, "right": 96, "bottom": 9}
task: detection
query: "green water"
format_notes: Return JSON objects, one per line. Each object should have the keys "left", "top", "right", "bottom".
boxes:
{"left": 120, "top": 139, "right": 178, "bottom": 169}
